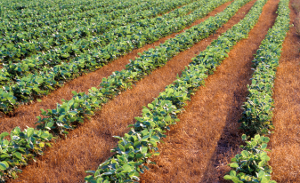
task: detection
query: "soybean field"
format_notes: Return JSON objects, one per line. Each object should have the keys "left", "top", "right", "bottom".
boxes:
{"left": 0, "top": 0, "right": 299, "bottom": 182}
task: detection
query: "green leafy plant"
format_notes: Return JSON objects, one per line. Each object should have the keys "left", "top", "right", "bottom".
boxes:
{"left": 36, "top": 0, "right": 249, "bottom": 135}
{"left": 0, "top": 128, "right": 52, "bottom": 182}
{"left": 0, "top": 0, "right": 245, "bottom": 180}
{"left": 224, "top": 134, "right": 275, "bottom": 183}
{"left": 0, "top": 0, "right": 195, "bottom": 62}
{"left": 0, "top": 0, "right": 224, "bottom": 114}
{"left": 0, "top": 0, "right": 257, "bottom": 181}
{"left": 84, "top": 0, "right": 270, "bottom": 181}
{"left": 225, "top": 0, "right": 290, "bottom": 182}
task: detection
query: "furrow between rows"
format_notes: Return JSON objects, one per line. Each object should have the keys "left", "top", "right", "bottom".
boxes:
{"left": 0, "top": 0, "right": 224, "bottom": 114}
{"left": 139, "top": 0, "right": 279, "bottom": 182}
{"left": 6, "top": 1, "right": 256, "bottom": 182}
{"left": 269, "top": 1, "right": 300, "bottom": 182}
{"left": 0, "top": 1, "right": 232, "bottom": 132}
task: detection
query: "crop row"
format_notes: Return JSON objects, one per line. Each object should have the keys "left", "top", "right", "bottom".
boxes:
{"left": 0, "top": 0, "right": 247, "bottom": 180}
{"left": 36, "top": 0, "right": 248, "bottom": 134}
{"left": 0, "top": 0, "right": 66, "bottom": 12}
{"left": 0, "top": 0, "right": 197, "bottom": 73}
{"left": 1, "top": 0, "right": 152, "bottom": 34}
{"left": 0, "top": 0, "right": 221, "bottom": 114}
{"left": 1, "top": 0, "right": 98, "bottom": 12}
{"left": 0, "top": 0, "right": 194, "bottom": 62}
{"left": 0, "top": 0, "right": 151, "bottom": 41}
{"left": 224, "top": 0, "right": 290, "bottom": 182}
{"left": 0, "top": 0, "right": 154, "bottom": 60}
{"left": 84, "top": 0, "right": 269, "bottom": 181}
{"left": 1, "top": 0, "right": 125, "bottom": 22}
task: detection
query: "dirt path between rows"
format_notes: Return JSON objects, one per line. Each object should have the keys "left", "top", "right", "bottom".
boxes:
{"left": 139, "top": 0, "right": 279, "bottom": 182}
{"left": 268, "top": 1, "right": 300, "bottom": 182}
{"left": 8, "top": 1, "right": 260, "bottom": 182}
{"left": 0, "top": 1, "right": 232, "bottom": 133}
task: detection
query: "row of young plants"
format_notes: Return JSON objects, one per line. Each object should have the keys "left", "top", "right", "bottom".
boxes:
{"left": 2, "top": 0, "right": 148, "bottom": 26}
{"left": 224, "top": 0, "right": 290, "bottom": 182}
{"left": 0, "top": 0, "right": 226, "bottom": 114}
{"left": 83, "top": 0, "right": 270, "bottom": 181}
{"left": 0, "top": 0, "right": 250, "bottom": 180}
{"left": 0, "top": 0, "right": 123, "bottom": 23}
{"left": 4, "top": 0, "right": 113, "bottom": 18}
{"left": 0, "top": 0, "right": 96, "bottom": 12}
{"left": 0, "top": 0, "right": 155, "bottom": 60}
{"left": 0, "top": 0, "right": 192, "bottom": 63}
{"left": 0, "top": 0, "right": 127, "bottom": 34}
{"left": 0, "top": 0, "right": 151, "bottom": 40}
{"left": 0, "top": 0, "right": 198, "bottom": 76}
{"left": 36, "top": 0, "right": 250, "bottom": 134}
{"left": 0, "top": 0, "right": 67, "bottom": 12}
{"left": 0, "top": 0, "right": 196, "bottom": 63}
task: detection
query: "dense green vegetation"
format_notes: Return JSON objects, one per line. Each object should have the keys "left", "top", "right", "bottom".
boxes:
{"left": 0, "top": 0, "right": 234, "bottom": 180}
{"left": 84, "top": 0, "right": 270, "bottom": 181}
{"left": 0, "top": 0, "right": 293, "bottom": 182}
{"left": 225, "top": 0, "right": 290, "bottom": 182}
{"left": 0, "top": 0, "right": 221, "bottom": 114}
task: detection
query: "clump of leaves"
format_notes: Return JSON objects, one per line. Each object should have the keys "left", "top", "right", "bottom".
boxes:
{"left": 224, "top": 134, "right": 275, "bottom": 183}
{"left": 0, "top": 128, "right": 52, "bottom": 182}
{"left": 225, "top": 0, "right": 290, "bottom": 182}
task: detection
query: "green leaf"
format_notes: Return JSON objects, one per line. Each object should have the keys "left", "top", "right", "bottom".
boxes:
{"left": 164, "top": 115, "right": 171, "bottom": 122}
{"left": 128, "top": 171, "right": 139, "bottom": 179}
{"left": 241, "top": 134, "right": 247, "bottom": 141}
{"left": 142, "top": 108, "right": 151, "bottom": 114}
{"left": 26, "top": 128, "right": 34, "bottom": 137}
{"left": 229, "top": 170, "right": 237, "bottom": 177}
{"left": 232, "top": 176, "right": 243, "bottom": 183}
{"left": 13, "top": 152, "right": 22, "bottom": 159}
{"left": 241, "top": 150, "right": 249, "bottom": 157}
{"left": 224, "top": 175, "right": 232, "bottom": 180}
{"left": 141, "top": 146, "right": 148, "bottom": 154}
{"left": 261, "top": 136, "right": 270, "bottom": 143}
{"left": 39, "top": 142, "right": 45, "bottom": 148}
{"left": 261, "top": 143, "right": 267, "bottom": 149}
{"left": 261, "top": 177, "right": 269, "bottom": 183}
{"left": 46, "top": 122, "right": 54, "bottom": 128}
{"left": 254, "top": 134, "right": 260, "bottom": 141}
{"left": 148, "top": 104, "right": 154, "bottom": 109}
{"left": 0, "top": 132, "right": 9, "bottom": 139}
{"left": 230, "top": 163, "right": 239, "bottom": 168}
{"left": 122, "top": 164, "right": 132, "bottom": 173}
{"left": 41, "top": 132, "right": 50, "bottom": 139}
{"left": 151, "top": 135, "right": 160, "bottom": 142}
{"left": 258, "top": 170, "right": 266, "bottom": 179}
{"left": 0, "top": 161, "right": 9, "bottom": 171}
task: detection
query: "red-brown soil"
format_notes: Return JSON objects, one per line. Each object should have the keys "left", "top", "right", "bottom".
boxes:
{"left": 0, "top": 2, "right": 230, "bottom": 133}
{"left": 139, "top": 0, "right": 279, "bottom": 182}
{"left": 292, "top": 0, "right": 300, "bottom": 35}
{"left": 8, "top": 1, "right": 242, "bottom": 183}
{"left": 0, "top": 1, "right": 233, "bottom": 133}
{"left": 268, "top": 1, "right": 300, "bottom": 182}
{"left": 6, "top": 0, "right": 298, "bottom": 182}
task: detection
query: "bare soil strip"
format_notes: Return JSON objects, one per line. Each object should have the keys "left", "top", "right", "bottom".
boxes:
{"left": 138, "top": 0, "right": 279, "bottom": 182}
{"left": 268, "top": 2, "right": 300, "bottom": 182}
{"left": 0, "top": 1, "right": 233, "bottom": 134}
{"left": 8, "top": 1, "right": 259, "bottom": 182}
